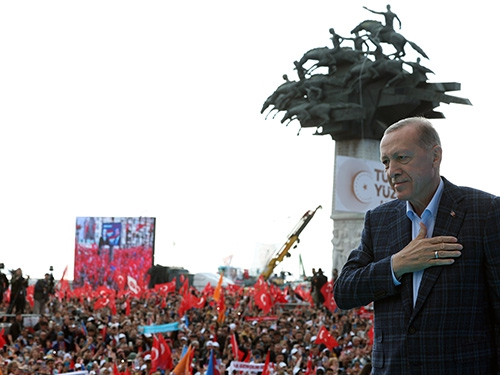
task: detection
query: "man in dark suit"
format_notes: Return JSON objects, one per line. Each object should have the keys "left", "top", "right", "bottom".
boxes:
{"left": 334, "top": 117, "right": 500, "bottom": 374}
{"left": 0, "top": 266, "right": 8, "bottom": 305}
{"left": 312, "top": 268, "right": 328, "bottom": 308}
{"left": 7, "top": 268, "right": 28, "bottom": 315}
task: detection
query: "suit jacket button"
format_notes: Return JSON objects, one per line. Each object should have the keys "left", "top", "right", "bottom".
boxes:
{"left": 408, "top": 326, "right": 417, "bottom": 335}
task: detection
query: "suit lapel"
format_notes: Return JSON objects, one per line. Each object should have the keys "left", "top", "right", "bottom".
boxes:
{"left": 411, "top": 179, "right": 465, "bottom": 317}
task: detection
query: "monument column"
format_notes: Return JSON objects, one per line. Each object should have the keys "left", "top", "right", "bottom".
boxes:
{"left": 331, "top": 139, "right": 380, "bottom": 272}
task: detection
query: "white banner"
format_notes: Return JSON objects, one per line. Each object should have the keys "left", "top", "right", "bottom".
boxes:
{"left": 335, "top": 156, "right": 395, "bottom": 213}
{"left": 227, "top": 362, "right": 265, "bottom": 375}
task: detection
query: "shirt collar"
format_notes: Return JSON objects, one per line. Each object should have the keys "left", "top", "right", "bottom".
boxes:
{"left": 406, "top": 178, "right": 444, "bottom": 220}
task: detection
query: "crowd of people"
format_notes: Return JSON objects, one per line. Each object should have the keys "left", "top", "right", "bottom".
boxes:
{"left": 0, "top": 267, "right": 373, "bottom": 375}
{"left": 4, "top": 117, "right": 498, "bottom": 375}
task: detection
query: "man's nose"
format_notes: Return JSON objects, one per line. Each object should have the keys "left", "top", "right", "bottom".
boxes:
{"left": 387, "top": 163, "right": 400, "bottom": 179}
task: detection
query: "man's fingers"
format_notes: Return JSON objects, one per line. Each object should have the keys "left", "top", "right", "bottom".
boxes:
{"left": 434, "top": 250, "right": 462, "bottom": 259}
{"left": 429, "top": 235, "right": 459, "bottom": 243}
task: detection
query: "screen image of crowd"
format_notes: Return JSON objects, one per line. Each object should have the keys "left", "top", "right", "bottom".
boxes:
{"left": 74, "top": 217, "right": 155, "bottom": 289}
{"left": 0, "top": 265, "right": 373, "bottom": 375}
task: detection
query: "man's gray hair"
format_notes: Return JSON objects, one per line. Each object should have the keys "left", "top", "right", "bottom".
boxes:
{"left": 385, "top": 117, "right": 441, "bottom": 150}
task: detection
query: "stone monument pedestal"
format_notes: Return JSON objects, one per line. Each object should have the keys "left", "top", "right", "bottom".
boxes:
{"left": 331, "top": 138, "right": 380, "bottom": 272}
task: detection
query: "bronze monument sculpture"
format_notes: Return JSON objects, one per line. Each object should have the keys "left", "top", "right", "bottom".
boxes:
{"left": 262, "top": 5, "right": 471, "bottom": 141}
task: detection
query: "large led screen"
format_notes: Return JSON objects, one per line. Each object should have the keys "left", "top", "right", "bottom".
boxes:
{"left": 74, "top": 217, "right": 156, "bottom": 289}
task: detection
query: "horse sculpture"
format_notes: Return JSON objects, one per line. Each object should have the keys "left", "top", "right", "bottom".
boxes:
{"left": 297, "top": 47, "right": 362, "bottom": 75}
{"left": 344, "top": 42, "right": 407, "bottom": 88}
{"left": 261, "top": 75, "right": 304, "bottom": 115}
{"left": 280, "top": 102, "right": 334, "bottom": 127}
{"left": 351, "top": 20, "right": 428, "bottom": 59}
{"left": 280, "top": 101, "right": 364, "bottom": 128}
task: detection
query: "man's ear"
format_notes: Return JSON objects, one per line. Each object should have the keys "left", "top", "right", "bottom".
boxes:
{"left": 432, "top": 145, "right": 442, "bottom": 165}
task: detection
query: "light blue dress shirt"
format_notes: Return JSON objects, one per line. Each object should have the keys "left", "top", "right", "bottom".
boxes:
{"left": 391, "top": 178, "right": 444, "bottom": 306}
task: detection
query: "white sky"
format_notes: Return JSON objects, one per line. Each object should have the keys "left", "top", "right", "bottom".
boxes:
{"left": 1, "top": 1, "right": 498, "bottom": 281}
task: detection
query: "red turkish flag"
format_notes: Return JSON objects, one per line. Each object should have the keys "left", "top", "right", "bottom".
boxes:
{"left": 26, "top": 285, "right": 35, "bottom": 308}
{"left": 96, "top": 285, "right": 115, "bottom": 298}
{"left": 230, "top": 333, "right": 239, "bottom": 359}
{"left": 254, "top": 288, "right": 272, "bottom": 313}
{"left": 0, "top": 327, "right": 7, "bottom": 348}
{"left": 191, "top": 294, "right": 206, "bottom": 309}
{"left": 320, "top": 280, "right": 337, "bottom": 312}
{"left": 254, "top": 275, "right": 267, "bottom": 290}
{"left": 178, "top": 278, "right": 189, "bottom": 296}
{"left": 226, "top": 283, "right": 242, "bottom": 295}
{"left": 254, "top": 283, "right": 273, "bottom": 314}
{"left": 160, "top": 334, "right": 173, "bottom": 370}
{"left": 230, "top": 333, "right": 247, "bottom": 361}
{"left": 359, "top": 306, "right": 374, "bottom": 320}
{"left": 315, "top": 326, "right": 338, "bottom": 350}
{"left": 367, "top": 325, "right": 374, "bottom": 345}
{"left": 154, "top": 280, "right": 177, "bottom": 295}
{"left": 3, "top": 288, "right": 10, "bottom": 304}
{"left": 270, "top": 284, "right": 287, "bottom": 304}
{"left": 261, "top": 350, "right": 272, "bottom": 375}
{"left": 58, "top": 279, "right": 72, "bottom": 301}
{"left": 178, "top": 286, "right": 192, "bottom": 317}
{"left": 109, "top": 297, "right": 117, "bottom": 315}
{"left": 151, "top": 335, "right": 162, "bottom": 371}
{"left": 294, "top": 284, "right": 313, "bottom": 305}
{"left": 114, "top": 272, "right": 126, "bottom": 291}
{"left": 125, "top": 297, "right": 131, "bottom": 316}
{"left": 93, "top": 296, "right": 110, "bottom": 311}
{"left": 202, "top": 282, "right": 215, "bottom": 296}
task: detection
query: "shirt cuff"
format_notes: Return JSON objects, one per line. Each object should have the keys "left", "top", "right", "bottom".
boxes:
{"left": 391, "top": 255, "right": 402, "bottom": 286}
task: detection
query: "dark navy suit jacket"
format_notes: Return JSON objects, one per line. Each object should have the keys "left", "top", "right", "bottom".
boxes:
{"left": 334, "top": 178, "right": 500, "bottom": 374}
